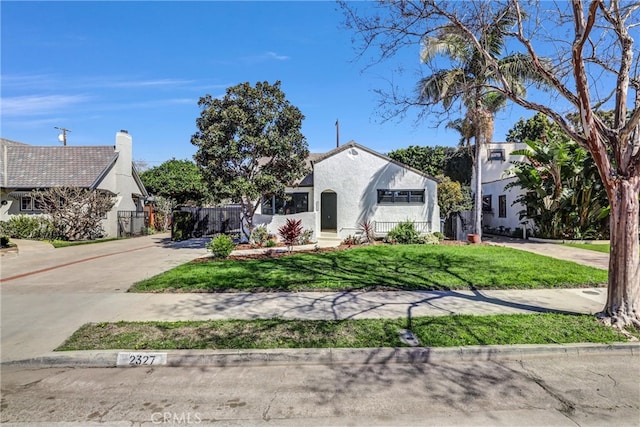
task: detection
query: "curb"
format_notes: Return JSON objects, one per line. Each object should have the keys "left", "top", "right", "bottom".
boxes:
{"left": 3, "top": 342, "right": 638, "bottom": 369}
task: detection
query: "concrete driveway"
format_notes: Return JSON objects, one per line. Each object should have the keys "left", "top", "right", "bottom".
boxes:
{"left": 1, "top": 233, "right": 211, "bottom": 293}
{"left": 1, "top": 234, "right": 211, "bottom": 361}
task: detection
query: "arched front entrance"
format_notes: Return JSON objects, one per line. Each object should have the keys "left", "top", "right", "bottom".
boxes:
{"left": 320, "top": 191, "right": 337, "bottom": 232}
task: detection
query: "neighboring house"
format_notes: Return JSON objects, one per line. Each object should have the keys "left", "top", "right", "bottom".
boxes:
{"left": 0, "top": 130, "right": 148, "bottom": 238}
{"left": 253, "top": 141, "right": 440, "bottom": 241}
{"left": 470, "top": 141, "right": 530, "bottom": 236}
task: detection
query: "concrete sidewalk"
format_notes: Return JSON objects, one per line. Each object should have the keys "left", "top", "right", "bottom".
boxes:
{"left": 1, "top": 287, "right": 611, "bottom": 363}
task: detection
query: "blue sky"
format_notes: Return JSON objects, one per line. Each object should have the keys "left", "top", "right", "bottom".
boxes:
{"left": 2, "top": 1, "right": 532, "bottom": 167}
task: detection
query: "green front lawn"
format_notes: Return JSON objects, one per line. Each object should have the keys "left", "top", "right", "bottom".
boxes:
{"left": 56, "top": 314, "right": 636, "bottom": 351}
{"left": 129, "top": 244, "right": 607, "bottom": 293}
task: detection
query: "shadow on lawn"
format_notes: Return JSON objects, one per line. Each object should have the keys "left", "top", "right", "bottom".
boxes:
{"left": 141, "top": 245, "right": 576, "bottom": 293}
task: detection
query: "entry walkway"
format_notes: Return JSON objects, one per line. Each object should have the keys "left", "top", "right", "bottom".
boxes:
{"left": 485, "top": 235, "right": 609, "bottom": 270}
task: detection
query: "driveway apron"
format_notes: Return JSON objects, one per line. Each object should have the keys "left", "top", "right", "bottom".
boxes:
{"left": 1, "top": 234, "right": 211, "bottom": 362}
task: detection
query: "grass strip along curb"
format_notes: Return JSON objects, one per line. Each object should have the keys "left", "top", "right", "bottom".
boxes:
{"left": 129, "top": 245, "right": 608, "bottom": 293}
{"left": 561, "top": 243, "right": 611, "bottom": 254}
{"left": 56, "top": 314, "right": 639, "bottom": 352}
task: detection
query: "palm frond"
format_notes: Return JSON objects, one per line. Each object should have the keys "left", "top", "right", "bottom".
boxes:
{"left": 416, "top": 68, "right": 467, "bottom": 105}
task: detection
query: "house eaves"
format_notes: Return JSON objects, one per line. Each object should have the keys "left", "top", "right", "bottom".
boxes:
{"left": 132, "top": 164, "right": 149, "bottom": 197}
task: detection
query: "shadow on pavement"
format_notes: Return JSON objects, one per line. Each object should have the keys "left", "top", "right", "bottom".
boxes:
{"left": 157, "top": 237, "right": 211, "bottom": 250}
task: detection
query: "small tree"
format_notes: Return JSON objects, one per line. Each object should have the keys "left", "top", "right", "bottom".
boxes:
{"left": 437, "top": 175, "right": 473, "bottom": 223}
{"left": 33, "top": 187, "right": 116, "bottom": 240}
{"left": 191, "top": 81, "right": 310, "bottom": 240}
{"left": 140, "top": 159, "right": 209, "bottom": 207}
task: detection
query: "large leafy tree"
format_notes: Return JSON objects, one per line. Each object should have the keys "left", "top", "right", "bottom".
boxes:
{"left": 343, "top": 0, "right": 640, "bottom": 327}
{"left": 388, "top": 145, "right": 453, "bottom": 177}
{"left": 140, "top": 159, "right": 209, "bottom": 207}
{"left": 388, "top": 145, "right": 473, "bottom": 184}
{"left": 506, "top": 114, "right": 609, "bottom": 239}
{"left": 191, "top": 81, "right": 309, "bottom": 239}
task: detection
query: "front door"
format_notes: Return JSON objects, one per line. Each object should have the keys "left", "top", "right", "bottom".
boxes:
{"left": 321, "top": 192, "right": 337, "bottom": 231}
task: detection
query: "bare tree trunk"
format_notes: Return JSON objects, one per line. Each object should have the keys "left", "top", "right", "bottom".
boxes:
{"left": 599, "top": 176, "right": 640, "bottom": 328}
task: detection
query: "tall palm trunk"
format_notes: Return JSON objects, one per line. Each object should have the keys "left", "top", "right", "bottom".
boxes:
{"left": 474, "top": 130, "right": 483, "bottom": 237}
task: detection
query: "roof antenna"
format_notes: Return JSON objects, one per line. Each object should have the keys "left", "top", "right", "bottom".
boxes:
{"left": 54, "top": 127, "right": 71, "bottom": 146}
{"left": 335, "top": 119, "right": 340, "bottom": 148}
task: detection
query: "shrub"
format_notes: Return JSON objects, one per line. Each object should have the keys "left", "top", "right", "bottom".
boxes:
{"left": 386, "top": 221, "right": 421, "bottom": 244}
{"left": 0, "top": 215, "right": 59, "bottom": 240}
{"left": 250, "top": 226, "right": 269, "bottom": 246}
{"left": 297, "top": 229, "right": 314, "bottom": 245}
{"left": 208, "top": 234, "right": 235, "bottom": 259}
{"left": 359, "top": 220, "right": 375, "bottom": 243}
{"left": 171, "top": 211, "right": 194, "bottom": 241}
{"left": 278, "top": 218, "right": 303, "bottom": 251}
{"left": 265, "top": 239, "right": 277, "bottom": 248}
{"left": 1, "top": 236, "right": 9, "bottom": 247}
{"left": 342, "top": 234, "right": 361, "bottom": 246}
{"left": 432, "top": 231, "right": 445, "bottom": 241}
{"left": 423, "top": 233, "right": 441, "bottom": 245}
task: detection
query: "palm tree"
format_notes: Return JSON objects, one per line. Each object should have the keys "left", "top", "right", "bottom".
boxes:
{"left": 417, "top": 6, "right": 545, "bottom": 239}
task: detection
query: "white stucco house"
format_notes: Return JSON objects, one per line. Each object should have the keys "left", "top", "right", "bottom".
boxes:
{"left": 470, "top": 141, "right": 531, "bottom": 236}
{"left": 0, "top": 131, "right": 148, "bottom": 238}
{"left": 253, "top": 141, "right": 440, "bottom": 241}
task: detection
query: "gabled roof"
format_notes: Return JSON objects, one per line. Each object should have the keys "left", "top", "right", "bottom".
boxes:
{"left": 311, "top": 141, "right": 439, "bottom": 182}
{"left": 1, "top": 139, "right": 119, "bottom": 189}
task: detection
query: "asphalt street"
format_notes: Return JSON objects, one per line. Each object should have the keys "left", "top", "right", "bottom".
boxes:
{"left": 2, "top": 353, "right": 639, "bottom": 426}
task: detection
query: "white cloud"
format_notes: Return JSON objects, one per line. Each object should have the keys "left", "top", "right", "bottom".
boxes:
{"left": 100, "top": 78, "right": 195, "bottom": 88}
{"left": 0, "top": 74, "right": 56, "bottom": 90}
{"left": 236, "top": 51, "right": 291, "bottom": 64}
{"left": 265, "top": 51, "right": 289, "bottom": 61}
{"left": 1, "top": 94, "right": 90, "bottom": 116}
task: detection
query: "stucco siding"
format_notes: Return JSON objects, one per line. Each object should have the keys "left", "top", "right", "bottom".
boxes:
{"left": 472, "top": 142, "right": 530, "bottom": 234}
{"left": 313, "top": 145, "right": 439, "bottom": 239}
{"left": 481, "top": 177, "right": 527, "bottom": 232}
{"left": 254, "top": 211, "right": 317, "bottom": 241}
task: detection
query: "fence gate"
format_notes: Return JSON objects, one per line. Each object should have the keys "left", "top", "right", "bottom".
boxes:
{"left": 117, "top": 211, "right": 149, "bottom": 238}
{"left": 172, "top": 206, "right": 242, "bottom": 240}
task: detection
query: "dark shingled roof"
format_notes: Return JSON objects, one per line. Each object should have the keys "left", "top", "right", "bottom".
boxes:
{"left": 1, "top": 140, "right": 118, "bottom": 189}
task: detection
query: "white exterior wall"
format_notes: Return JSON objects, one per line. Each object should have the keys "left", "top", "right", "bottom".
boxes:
{"left": 481, "top": 177, "right": 528, "bottom": 232}
{"left": 99, "top": 131, "right": 143, "bottom": 237}
{"left": 254, "top": 211, "right": 317, "bottom": 241}
{"left": 313, "top": 145, "right": 439, "bottom": 239}
{"left": 254, "top": 187, "right": 316, "bottom": 240}
{"left": 471, "top": 142, "right": 529, "bottom": 234}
